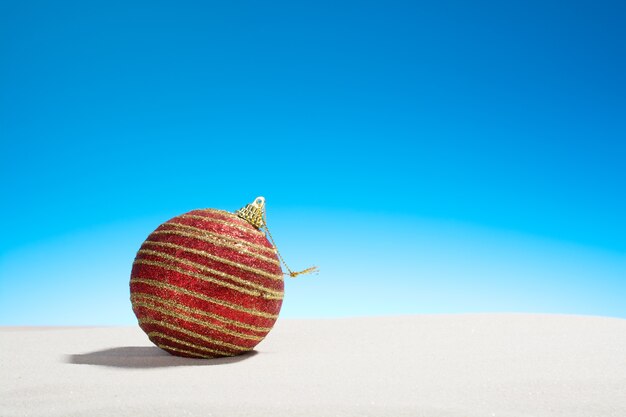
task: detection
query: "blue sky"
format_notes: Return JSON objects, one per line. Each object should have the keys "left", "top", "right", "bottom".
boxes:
{"left": 1, "top": 0, "right": 625, "bottom": 324}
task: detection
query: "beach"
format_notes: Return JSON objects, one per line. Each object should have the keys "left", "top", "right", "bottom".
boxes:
{"left": 2, "top": 314, "right": 625, "bottom": 416}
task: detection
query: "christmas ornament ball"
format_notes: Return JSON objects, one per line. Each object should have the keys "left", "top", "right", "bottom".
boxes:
{"left": 130, "top": 199, "right": 284, "bottom": 358}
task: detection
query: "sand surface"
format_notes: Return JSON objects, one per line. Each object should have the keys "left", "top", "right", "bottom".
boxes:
{"left": 2, "top": 314, "right": 626, "bottom": 417}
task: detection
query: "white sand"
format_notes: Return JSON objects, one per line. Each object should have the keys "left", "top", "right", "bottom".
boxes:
{"left": 1, "top": 314, "right": 626, "bottom": 417}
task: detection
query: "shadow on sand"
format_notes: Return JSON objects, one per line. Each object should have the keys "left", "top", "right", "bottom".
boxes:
{"left": 65, "top": 346, "right": 257, "bottom": 368}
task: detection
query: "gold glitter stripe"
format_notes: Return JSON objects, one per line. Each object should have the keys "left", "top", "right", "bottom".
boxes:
{"left": 155, "top": 342, "right": 212, "bottom": 358}
{"left": 143, "top": 240, "right": 283, "bottom": 281}
{"left": 134, "top": 258, "right": 283, "bottom": 300}
{"left": 196, "top": 208, "right": 233, "bottom": 217}
{"left": 147, "top": 331, "right": 231, "bottom": 357}
{"left": 135, "top": 258, "right": 262, "bottom": 298}
{"left": 132, "top": 293, "right": 272, "bottom": 333}
{"left": 179, "top": 214, "right": 263, "bottom": 237}
{"left": 165, "top": 222, "right": 276, "bottom": 255}
{"left": 154, "top": 341, "right": 218, "bottom": 358}
{"left": 150, "top": 229, "right": 280, "bottom": 266}
{"left": 138, "top": 318, "right": 249, "bottom": 351}
{"left": 136, "top": 249, "right": 283, "bottom": 298}
{"left": 132, "top": 300, "right": 264, "bottom": 341}
{"left": 197, "top": 208, "right": 255, "bottom": 225}
{"left": 130, "top": 277, "right": 279, "bottom": 319}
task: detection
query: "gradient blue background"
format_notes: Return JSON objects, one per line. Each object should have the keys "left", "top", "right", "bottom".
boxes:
{"left": 1, "top": 0, "right": 624, "bottom": 325}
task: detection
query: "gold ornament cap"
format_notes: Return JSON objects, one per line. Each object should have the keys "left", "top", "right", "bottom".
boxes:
{"left": 236, "top": 196, "right": 266, "bottom": 229}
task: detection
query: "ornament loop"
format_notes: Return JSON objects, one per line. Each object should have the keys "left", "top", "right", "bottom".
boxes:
{"left": 253, "top": 196, "right": 265, "bottom": 209}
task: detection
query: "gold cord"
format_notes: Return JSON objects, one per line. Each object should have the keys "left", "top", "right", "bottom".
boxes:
{"left": 236, "top": 196, "right": 318, "bottom": 278}
{"left": 261, "top": 216, "right": 318, "bottom": 278}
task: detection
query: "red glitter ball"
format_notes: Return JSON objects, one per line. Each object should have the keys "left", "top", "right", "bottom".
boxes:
{"left": 129, "top": 208, "right": 284, "bottom": 358}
